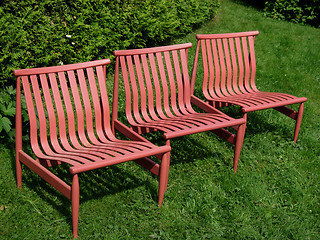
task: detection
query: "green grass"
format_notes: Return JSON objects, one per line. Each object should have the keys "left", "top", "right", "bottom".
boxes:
{"left": 1, "top": 0, "right": 320, "bottom": 239}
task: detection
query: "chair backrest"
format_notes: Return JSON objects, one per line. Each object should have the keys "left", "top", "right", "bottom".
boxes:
{"left": 14, "top": 59, "right": 113, "bottom": 165}
{"left": 191, "top": 31, "right": 259, "bottom": 99}
{"left": 113, "top": 43, "right": 193, "bottom": 128}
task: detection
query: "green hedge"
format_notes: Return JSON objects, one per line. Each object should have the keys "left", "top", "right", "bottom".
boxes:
{"left": 0, "top": 0, "right": 219, "bottom": 139}
{"left": 264, "top": 0, "right": 320, "bottom": 27}
{"left": 0, "top": 0, "right": 219, "bottom": 87}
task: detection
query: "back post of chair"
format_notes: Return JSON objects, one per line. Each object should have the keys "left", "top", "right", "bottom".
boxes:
{"left": 15, "top": 74, "right": 23, "bottom": 188}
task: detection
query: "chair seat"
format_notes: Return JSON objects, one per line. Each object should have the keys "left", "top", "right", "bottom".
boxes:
{"left": 131, "top": 112, "right": 245, "bottom": 139}
{"left": 210, "top": 91, "right": 307, "bottom": 113}
{"left": 33, "top": 140, "right": 170, "bottom": 174}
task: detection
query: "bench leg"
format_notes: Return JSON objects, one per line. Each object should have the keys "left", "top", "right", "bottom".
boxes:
{"left": 16, "top": 158, "right": 22, "bottom": 188}
{"left": 233, "top": 121, "right": 246, "bottom": 173}
{"left": 293, "top": 102, "right": 304, "bottom": 143}
{"left": 158, "top": 141, "right": 171, "bottom": 206}
{"left": 72, "top": 174, "right": 80, "bottom": 238}
{"left": 164, "top": 140, "right": 171, "bottom": 192}
{"left": 274, "top": 103, "right": 305, "bottom": 143}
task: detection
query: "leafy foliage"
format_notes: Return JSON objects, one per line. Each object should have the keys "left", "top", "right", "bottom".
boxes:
{"left": 0, "top": 86, "right": 17, "bottom": 139}
{"left": 0, "top": 0, "right": 219, "bottom": 140}
{"left": 0, "top": 86, "right": 29, "bottom": 143}
{"left": 0, "top": 0, "right": 219, "bottom": 88}
{"left": 264, "top": 0, "right": 320, "bottom": 27}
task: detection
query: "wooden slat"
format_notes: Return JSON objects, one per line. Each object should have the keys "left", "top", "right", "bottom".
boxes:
{"left": 196, "top": 31, "right": 259, "bottom": 40}
{"left": 235, "top": 37, "right": 246, "bottom": 94}
{"left": 14, "top": 59, "right": 110, "bottom": 76}
{"left": 114, "top": 43, "right": 192, "bottom": 56}
{"left": 141, "top": 54, "right": 159, "bottom": 121}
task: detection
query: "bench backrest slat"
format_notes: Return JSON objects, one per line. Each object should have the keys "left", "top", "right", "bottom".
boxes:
{"left": 192, "top": 31, "right": 259, "bottom": 99}
{"left": 15, "top": 59, "right": 113, "bottom": 163}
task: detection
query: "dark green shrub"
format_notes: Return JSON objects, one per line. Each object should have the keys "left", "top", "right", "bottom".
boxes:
{"left": 175, "top": 0, "right": 220, "bottom": 33}
{"left": 0, "top": 0, "right": 219, "bottom": 139}
{"left": 236, "top": 0, "right": 266, "bottom": 9}
{"left": 0, "top": 85, "right": 29, "bottom": 143}
{"left": 0, "top": 86, "right": 15, "bottom": 138}
{"left": 264, "top": 0, "right": 320, "bottom": 27}
{"left": 0, "top": 86, "right": 29, "bottom": 141}
{"left": 0, "top": 0, "right": 219, "bottom": 88}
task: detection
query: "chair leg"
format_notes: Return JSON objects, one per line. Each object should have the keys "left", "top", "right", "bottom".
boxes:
{"left": 72, "top": 174, "right": 80, "bottom": 238}
{"left": 233, "top": 121, "right": 246, "bottom": 173}
{"left": 164, "top": 140, "right": 170, "bottom": 191}
{"left": 158, "top": 150, "right": 170, "bottom": 207}
{"left": 293, "top": 102, "right": 304, "bottom": 143}
{"left": 16, "top": 157, "right": 22, "bottom": 188}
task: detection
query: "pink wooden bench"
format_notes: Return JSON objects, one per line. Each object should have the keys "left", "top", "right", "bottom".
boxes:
{"left": 14, "top": 59, "right": 171, "bottom": 238}
{"left": 112, "top": 43, "right": 246, "bottom": 173}
{"left": 191, "top": 31, "right": 307, "bottom": 142}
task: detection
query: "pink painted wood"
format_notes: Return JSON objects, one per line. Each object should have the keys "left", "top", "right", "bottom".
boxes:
{"left": 14, "top": 59, "right": 171, "bottom": 238}
{"left": 112, "top": 43, "right": 246, "bottom": 173}
{"left": 191, "top": 31, "right": 307, "bottom": 142}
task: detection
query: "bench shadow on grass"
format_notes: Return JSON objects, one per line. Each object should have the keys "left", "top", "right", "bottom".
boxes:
{"left": 12, "top": 151, "right": 158, "bottom": 232}
{"left": 219, "top": 105, "right": 294, "bottom": 139}
{"left": 9, "top": 108, "right": 292, "bottom": 232}
{"left": 191, "top": 90, "right": 293, "bottom": 140}
{"left": 160, "top": 109, "right": 292, "bottom": 171}
{"left": 232, "top": 0, "right": 265, "bottom": 10}
{"left": 11, "top": 136, "right": 227, "bottom": 231}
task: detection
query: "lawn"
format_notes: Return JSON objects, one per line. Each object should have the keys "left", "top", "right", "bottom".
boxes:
{"left": 1, "top": 0, "right": 320, "bottom": 239}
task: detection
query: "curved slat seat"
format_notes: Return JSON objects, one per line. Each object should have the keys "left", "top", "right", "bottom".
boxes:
{"left": 113, "top": 43, "right": 246, "bottom": 173}
{"left": 31, "top": 139, "right": 169, "bottom": 174}
{"left": 192, "top": 31, "right": 307, "bottom": 142}
{"left": 215, "top": 92, "right": 307, "bottom": 113}
{"left": 14, "top": 59, "right": 170, "bottom": 238}
{"left": 129, "top": 112, "right": 245, "bottom": 139}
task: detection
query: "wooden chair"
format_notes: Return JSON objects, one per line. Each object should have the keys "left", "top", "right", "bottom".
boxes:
{"left": 14, "top": 59, "right": 171, "bottom": 238}
{"left": 191, "top": 31, "right": 307, "bottom": 142}
{"left": 112, "top": 43, "right": 246, "bottom": 173}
